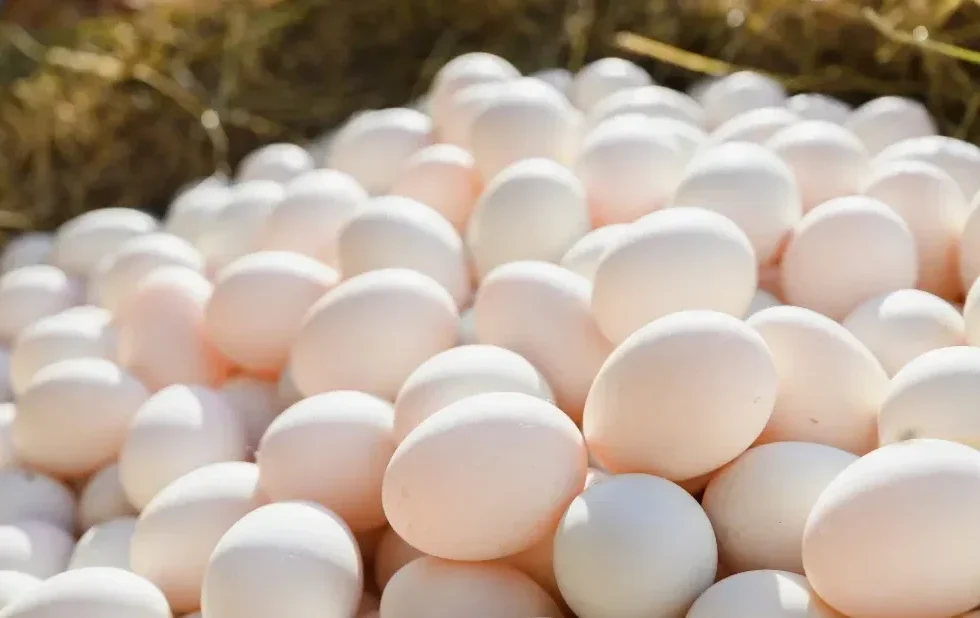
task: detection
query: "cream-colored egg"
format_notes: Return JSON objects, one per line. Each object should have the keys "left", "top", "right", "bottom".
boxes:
{"left": 0, "top": 567, "right": 170, "bottom": 617}
{"left": 380, "top": 557, "right": 561, "bottom": 618}
{"left": 960, "top": 192, "right": 980, "bottom": 292}
{"left": 373, "top": 527, "right": 426, "bottom": 591}
{"left": 0, "top": 405, "right": 14, "bottom": 470}
{"left": 290, "top": 269, "right": 457, "bottom": 400}
{"left": 780, "top": 196, "right": 918, "bottom": 320}
{"left": 196, "top": 180, "right": 285, "bottom": 276}
{"left": 0, "top": 572, "right": 40, "bottom": 611}
{"left": 68, "top": 517, "right": 135, "bottom": 570}
{"left": 467, "top": 158, "right": 589, "bottom": 279}
{"left": 584, "top": 310, "right": 777, "bottom": 480}
{"left": 710, "top": 106, "right": 799, "bottom": 145}
{"left": 843, "top": 290, "right": 965, "bottom": 376}
{"left": 1, "top": 234, "right": 53, "bottom": 274}
{"left": 574, "top": 114, "right": 689, "bottom": 225}
{"left": 747, "top": 305, "right": 889, "bottom": 454}
{"left": 472, "top": 261, "right": 613, "bottom": 423}
{"left": 428, "top": 52, "right": 521, "bottom": 138}
{"left": 390, "top": 144, "right": 481, "bottom": 232}
{"left": 845, "top": 96, "right": 937, "bottom": 156}
{"left": 592, "top": 208, "right": 757, "bottom": 344}
{"left": 327, "top": 108, "right": 433, "bottom": 196}
{"left": 202, "top": 501, "right": 362, "bottom": 618}
{"left": 804, "top": 439, "right": 980, "bottom": 618}
{"left": 0, "top": 266, "right": 81, "bottom": 344}
{"left": 688, "top": 569, "right": 844, "bottom": 618}
{"left": 786, "top": 93, "right": 852, "bottom": 124}
{"left": 77, "top": 464, "right": 136, "bottom": 533}
{"left": 164, "top": 182, "right": 231, "bottom": 246}
{"left": 703, "top": 442, "right": 858, "bottom": 574}
{"left": 0, "top": 520, "right": 73, "bottom": 578}
{"left": 570, "top": 57, "right": 653, "bottom": 112}
{"left": 10, "top": 306, "right": 117, "bottom": 397}
{"left": 257, "top": 391, "right": 394, "bottom": 532}
{"left": 585, "top": 85, "right": 705, "bottom": 130}
{"left": 14, "top": 359, "right": 148, "bottom": 480}
{"left": 218, "top": 377, "right": 283, "bottom": 456}
{"left": 766, "top": 120, "right": 869, "bottom": 212}
{"left": 119, "top": 384, "right": 246, "bottom": 510}
{"left": 700, "top": 71, "right": 787, "bottom": 129}
{"left": 0, "top": 469, "right": 75, "bottom": 531}
{"left": 874, "top": 135, "right": 980, "bottom": 201}
{"left": 669, "top": 142, "right": 801, "bottom": 264}
{"left": 554, "top": 473, "right": 717, "bottom": 618}
{"left": 51, "top": 208, "right": 158, "bottom": 277}
{"left": 236, "top": 143, "right": 314, "bottom": 184}
{"left": 132, "top": 461, "right": 264, "bottom": 614}
{"left": 862, "top": 160, "right": 967, "bottom": 299}
{"left": 383, "top": 392, "right": 586, "bottom": 561}
{"left": 559, "top": 224, "right": 630, "bottom": 284}
{"left": 393, "top": 344, "right": 552, "bottom": 442}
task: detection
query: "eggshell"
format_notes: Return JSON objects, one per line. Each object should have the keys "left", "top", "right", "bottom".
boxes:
{"left": 132, "top": 462, "right": 264, "bottom": 614}
{"left": 276, "top": 362, "right": 303, "bottom": 407}
{"left": 766, "top": 120, "right": 869, "bottom": 211}
{"left": 456, "top": 307, "right": 477, "bottom": 345}
{"left": 586, "top": 86, "right": 704, "bottom": 132}
{"left": 710, "top": 106, "right": 799, "bottom": 145}
{"left": 874, "top": 135, "right": 980, "bottom": 201}
{"left": 472, "top": 261, "right": 613, "bottom": 423}
{"left": 843, "top": 290, "right": 965, "bottom": 376}
{"left": 0, "top": 234, "right": 52, "bottom": 274}
{"left": 570, "top": 57, "right": 653, "bottom": 112}
{"left": 554, "top": 473, "right": 717, "bottom": 618}
{"left": 746, "top": 289, "right": 781, "bottom": 316}
{"left": 290, "top": 269, "right": 458, "bottom": 400}
{"left": 700, "top": 71, "right": 787, "bottom": 129}
{"left": 428, "top": 52, "right": 521, "bottom": 138}
{"left": 845, "top": 96, "right": 937, "bottom": 156}
{"left": 780, "top": 196, "right": 918, "bottom": 320}
{"left": 439, "top": 80, "right": 510, "bottom": 149}
{"left": 217, "top": 377, "right": 283, "bottom": 456}
{"left": 51, "top": 208, "right": 158, "bottom": 277}
{"left": 861, "top": 160, "right": 967, "bottom": 299}
{"left": 236, "top": 142, "right": 314, "bottom": 184}
{"left": 115, "top": 267, "right": 230, "bottom": 390}
{"left": 0, "top": 266, "right": 81, "bottom": 344}
{"left": 0, "top": 567, "right": 171, "bottom": 618}
{"left": 960, "top": 194, "right": 980, "bottom": 292}
{"left": 196, "top": 180, "right": 284, "bottom": 275}
{"left": 559, "top": 224, "right": 629, "bottom": 284}
{"left": 688, "top": 569, "right": 844, "bottom": 618}
{"left": 373, "top": 527, "right": 427, "bottom": 591}
{"left": 0, "top": 572, "right": 40, "bottom": 611}
{"left": 10, "top": 306, "right": 117, "bottom": 397}
{"left": 747, "top": 306, "right": 888, "bottom": 454}
{"left": 574, "top": 115, "right": 689, "bottom": 225}
{"left": 338, "top": 196, "right": 470, "bottom": 306}
{"left": 389, "top": 144, "right": 481, "bottom": 232}
{"left": 786, "top": 93, "right": 852, "bottom": 124}
{"left": 383, "top": 392, "right": 586, "bottom": 561}
{"left": 77, "top": 464, "right": 136, "bottom": 533}
{"left": 14, "top": 358, "right": 148, "bottom": 480}
{"left": 0, "top": 406, "right": 15, "bottom": 471}
{"left": 202, "top": 500, "right": 362, "bottom": 618}
{"left": 703, "top": 442, "right": 858, "bottom": 574}
{"left": 469, "top": 82, "right": 579, "bottom": 180}
{"left": 0, "top": 520, "right": 73, "bottom": 578}
{"left": 0, "top": 469, "right": 75, "bottom": 531}
{"left": 68, "top": 517, "right": 135, "bottom": 570}
{"left": 467, "top": 159, "right": 589, "bottom": 279}
{"left": 164, "top": 183, "right": 231, "bottom": 246}
{"left": 119, "top": 384, "right": 247, "bottom": 510}
{"left": 592, "top": 208, "right": 757, "bottom": 344}
{"left": 327, "top": 108, "right": 433, "bottom": 196}
{"left": 669, "top": 142, "right": 802, "bottom": 264}
{"left": 530, "top": 68, "right": 573, "bottom": 95}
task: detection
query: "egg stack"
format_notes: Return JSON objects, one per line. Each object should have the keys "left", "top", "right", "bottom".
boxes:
{"left": 0, "top": 52, "right": 979, "bottom": 618}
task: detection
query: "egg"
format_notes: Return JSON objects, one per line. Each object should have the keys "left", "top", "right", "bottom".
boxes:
{"left": 703, "top": 442, "right": 858, "bottom": 574}
{"left": 873, "top": 135, "right": 980, "bottom": 201}
{"left": 845, "top": 96, "right": 937, "bottom": 156}
{"left": 688, "top": 569, "right": 845, "bottom": 618}
{"left": 780, "top": 196, "right": 918, "bottom": 321}
{"left": 585, "top": 84, "right": 705, "bottom": 129}
{"left": 0, "top": 234, "right": 53, "bottom": 274}
{"left": 327, "top": 108, "right": 433, "bottom": 196}
{"left": 699, "top": 71, "right": 787, "bottom": 128}
{"left": 843, "top": 290, "right": 965, "bottom": 376}
{"left": 591, "top": 208, "right": 757, "bottom": 344}
{"left": 256, "top": 169, "right": 368, "bottom": 267}
{"left": 389, "top": 144, "right": 481, "bottom": 232}
{"left": 14, "top": 358, "right": 149, "bottom": 480}
{"left": 467, "top": 158, "right": 589, "bottom": 279}
{"left": 0, "top": 572, "right": 40, "bottom": 611}
{"left": 710, "top": 106, "right": 799, "bottom": 145}
{"left": 379, "top": 557, "right": 562, "bottom": 618}
{"left": 530, "top": 68, "right": 573, "bottom": 95}
{"left": 51, "top": 208, "right": 158, "bottom": 277}
{"left": 164, "top": 182, "right": 231, "bottom": 246}
{"left": 861, "top": 160, "right": 967, "bottom": 299}
{"left": 119, "top": 384, "right": 247, "bottom": 510}
{"left": 746, "top": 289, "right": 781, "bottom": 316}
{"left": 960, "top": 193, "right": 980, "bottom": 292}
{"left": 131, "top": 462, "right": 264, "bottom": 614}
{"left": 584, "top": 310, "right": 777, "bottom": 480}
{"left": 786, "top": 93, "right": 852, "bottom": 124}
{"left": 235, "top": 142, "right": 314, "bottom": 184}
{"left": 747, "top": 306, "right": 888, "bottom": 454}
{"left": 554, "top": 473, "right": 717, "bottom": 618}
{"left": 803, "top": 439, "right": 980, "bottom": 618}
{"left": 196, "top": 180, "right": 284, "bottom": 275}
{"left": 456, "top": 307, "right": 477, "bottom": 345}
{"left": 0, "top": 405, "right": 15, "bottom": 470}
{"left": 574, "top": 114, "right": 689, "bottom": 225}
{"left": 0, "top": 520, "right": 73, "bottom": 578}
{"left": 77, "top": 464, "right": 137, "bottom": 533}
{"left": 0, "top": 567, "right": 171, "bottom": 618}
{"left": 201, "top": 501, "right": 363, "bottom": 618}
{"left": 276, "top": 362, "right": 303, "bottom": 407}
{"left": 439, "top": 80, "right": 510, "bottom": 149}
{"left": 0, "top": 469, "right": 75, "bottom": 531}
{"left": 559, "top": 224, "right": 630, "bottom": 284}
{"left": 289, "top": 269, "right": 458, "bottom": 400}
{"left": 570, "top": 57, "right": 653, "bottom": 112}
{"left": 217, "top": 377, "right": 284, "bottom": 455}
{"left": 472, "top": 261, "right": 612, "bottom": 423}
{"left": 0, "top": 266, "right": 82, "bottom": 344}
{"left": 427, "top": 52, "right": 520, "bottom": 138}
{"left": 669, "top": 142, "right": 802, "bottom": 264}
{"left": 765, "top": 120, "right": 869, "bottom": 211}
{"left": 373, "top": 527, "right": 427, "bottom": 591}
{"left": 68, "top": 517, "right": 136, "bottom": 570}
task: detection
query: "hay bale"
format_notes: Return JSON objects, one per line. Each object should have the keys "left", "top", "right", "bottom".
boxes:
{"left": 1, "top": 0, "right": 980, "bottom": 237}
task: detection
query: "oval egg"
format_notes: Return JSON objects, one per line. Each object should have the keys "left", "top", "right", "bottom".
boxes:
{"left": 235, "top": 142, "right": 314, "bottom": 185}
{"left": 390, "top": 144, "right": 481, "bottom": 233}
{"left": 570, "top": 57, "right": 653, "bottom": 112}
{"left": 845, "top": 96, "right": 937, "bottom": 156}
{"left": 51, "top": 208, "right": 158, "bottom": 278}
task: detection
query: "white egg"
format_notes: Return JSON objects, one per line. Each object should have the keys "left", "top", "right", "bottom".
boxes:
{"left": 52, "top": 208, "right": 158, "bottom": 277}
{"left": 873, "top": 135, "right": 980, "bottom": 200}
{"left": 0, "top": 567, "right": 171, "bottom": 618}
{"left": 428, "top": 52, "right": 521, "bottom": 137}
{"left": 164, "top": 182, "right": 231, "bottom": 246}
{"left": 0, "top": 520, "right": 73, "bottom": 578}
{"left": 570, "top": 57, "right": 653, "bottom": 112}
{"left": 68, "top": 517, "right": 136, "bottom": 570}
{"left": 196, "top": 180, "right": 285, "bottom": 275}
{"left": 560, "top": 224, "right": 631, "bottom": 284}
{"left": 786, "top": 93, "right": 852, "bottom": 124}
{"left": 0, "top": 266, "right": 82, "bottom": 344}
{"left": 845, "top": 96, "right": 936, "bottom": 156}
{"left": 585, "top": 84, "right": 705, "bottom": 129}
{"left": 699, "top": 71, "right": 787, "bottom": 128}
{"left": 0, "top": 234, "right": 53, "bottom": 273}
{"left": 236, "top": 143, "right": 314, "bottom": 185}
{"left": 710, "top": 107, "right": 799, "bottom": 145}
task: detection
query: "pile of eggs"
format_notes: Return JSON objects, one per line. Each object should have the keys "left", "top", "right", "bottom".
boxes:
{"left": 2, "top": 51, "right": 980, "bottom": 618}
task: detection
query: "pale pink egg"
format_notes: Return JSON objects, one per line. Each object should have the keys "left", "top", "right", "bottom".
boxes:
{"left": 235, "top": 143, "right": 314, "bottom": 185}
{"left": 51, "top": 208, "right": 158, "bottom": 278}
{"left": 0, "top": 520, "right": 73, "bottom": 578}
{"left": 710, "top": 106, "right": 799, "bottom": 145}
{"left": 390, "top": 144, "right": 481, "bottom": 232}
{"left": 845, "top": 96, "right": 937, "bottom": 156}
{"left": 873, "top": 135, "right": 980, "bottom": 200}
{"left": 585, "top": 85, "right": 705, "bottom": 130}
{"left": 77, "top": 464, "right": 137, "bottom": 533}
{"left": 570, "top": 57, "right": 653, "bottom": 112}
{"left": 786, "top": 93, "right": 852, "bottom": 124}
{"left": 0, "top": 567, "right": 171, "bottom": 617}
{"left": 427, "top": 52, "right": 520, "bottom": 139}
{"left": 68, "top": 516, "right": 136, "bottom": 570}
{"left": 960, "top": 192, "right": 980, "bottom": 293}
{"left": 0, "top": 265, "right": 82, "bottom": 344}
{"left": 196, "top": 180, "right": 285, "bottom": 275}
{"left": 688, "top": 570, "right": 845, "bottom": 618}
{"left": 699, "top": 71, "right": 786, "bottom": 129}
{"left": 439, "top": 80, "right": 510, "bottom": 149}
{"left": 560, "top": 224, "right": 630, "bottom": 284}
{"left": 0, "top": 233, "right": 53, "bottom": 273}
